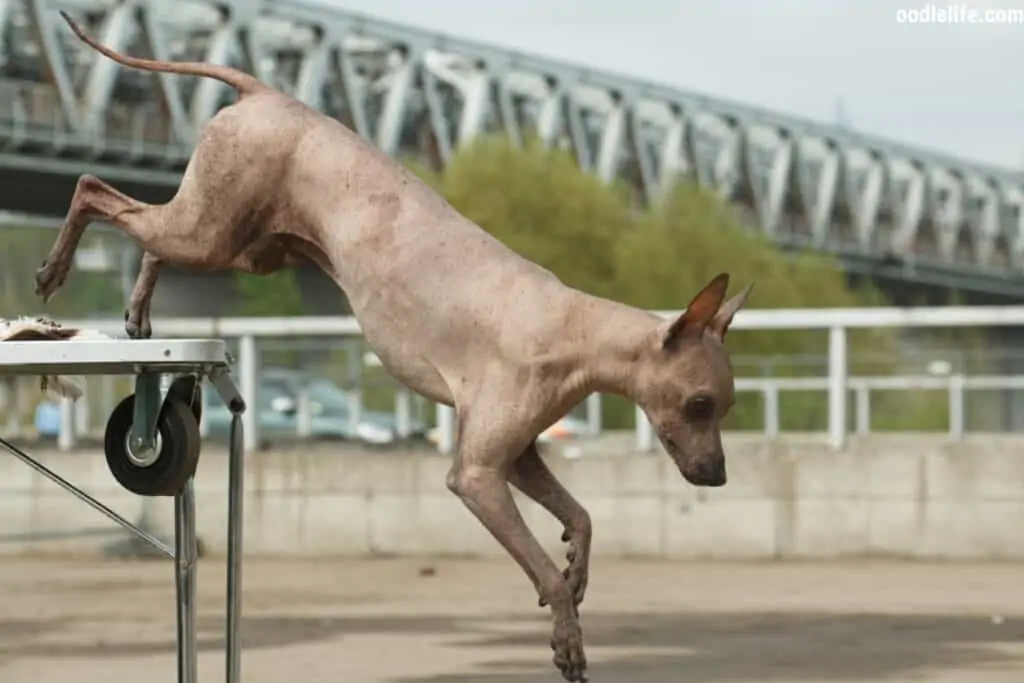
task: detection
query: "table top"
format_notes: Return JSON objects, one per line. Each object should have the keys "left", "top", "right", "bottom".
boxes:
{"left": 0, "top": 338, "right": 231, "bottom": 376}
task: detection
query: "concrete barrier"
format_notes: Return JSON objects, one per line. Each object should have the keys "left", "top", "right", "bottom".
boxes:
{"left": 2, "top": 433, "right": 1024, "bottom": 560}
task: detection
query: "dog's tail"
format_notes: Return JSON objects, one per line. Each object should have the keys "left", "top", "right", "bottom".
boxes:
{"left": 59, "top": 10, "right": 268, "bottom": 97}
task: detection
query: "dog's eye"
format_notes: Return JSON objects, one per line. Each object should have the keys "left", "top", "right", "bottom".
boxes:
{"left": 684, "top": 395, "right": 715, "bottom": 421}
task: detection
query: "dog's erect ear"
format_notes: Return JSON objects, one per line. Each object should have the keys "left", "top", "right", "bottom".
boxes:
{"left": 662, "top": 273, "right": 730, "bottom": 350}
{"left": 708, "top": 281, "right": 754, "bottom": 342}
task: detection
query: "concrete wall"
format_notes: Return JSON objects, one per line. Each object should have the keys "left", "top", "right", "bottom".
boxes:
{"left": 2, "top": 433, "right": 1024, "bottom": 560}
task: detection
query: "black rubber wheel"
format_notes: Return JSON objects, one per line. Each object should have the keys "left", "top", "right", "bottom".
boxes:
{"left": 167, "top": 374, "right": 203, "bottom": 426}
{"left": 103, "top": 395, "right": 201, "bottom": 497}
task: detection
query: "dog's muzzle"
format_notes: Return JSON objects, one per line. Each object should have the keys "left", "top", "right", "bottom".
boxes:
{"left": 683, "top": 457, "right": 726, "bottom": 487}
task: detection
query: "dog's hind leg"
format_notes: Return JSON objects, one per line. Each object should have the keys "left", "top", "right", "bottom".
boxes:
{"left": 124, "top": 252, "right": 161, "bottom": 339}
{"left": 35, "top": 174, "right": 151, "bottom": 302}
{"left": 120, "top": 239, "right": 301, "bottom": 341}
{"left": 508, "top": 442, "right": 593, "bottom": 611}
{"left": 119, "top": 235, "right": 306, "bottom": 340}
{"left": 36, "top": 173, "right": 226, "bottom": 304}
{"left": 446, "top": 415, "right": 588, "bottom": 683}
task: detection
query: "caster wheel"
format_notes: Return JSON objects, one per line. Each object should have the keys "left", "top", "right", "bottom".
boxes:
{"left": 167, "top": 375, "right": 203, "bottom": 427}
{"left": 104, "top": 395, "right": 201, "bottom": 497}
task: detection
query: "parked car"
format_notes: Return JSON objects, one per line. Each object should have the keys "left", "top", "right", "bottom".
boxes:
{"left": 34, "top": 400, "right": 61, "bottom": 439}
{"left": 201, "top": 367, "right": 427, "bottom": 446}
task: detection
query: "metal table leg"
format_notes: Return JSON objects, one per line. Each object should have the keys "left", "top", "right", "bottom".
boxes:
{"left": 176, "top": 479, "right": 199, "bottom": 683}
{"left": 226, "top": 413, "right": 245, "bottom": 683}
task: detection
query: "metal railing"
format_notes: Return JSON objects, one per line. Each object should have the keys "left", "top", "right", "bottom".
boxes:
{"left": 14, "top": 304, "right": 1019, "bottom": 452}
{"left": 733, "top": 374, "right": 1021, "bottom": 441}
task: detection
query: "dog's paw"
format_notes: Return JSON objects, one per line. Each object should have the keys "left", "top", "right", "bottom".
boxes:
{"left": 34, "top": 259, "right": 69, "bottom": 303}
{"left": 124, "top": 308, "right": 152, "bottom": 339}
{"left": 539, "top": 527, "right": 591, "bottom": 611}
{"left": 550, "top": 615, "right": 588, "bottom": 682}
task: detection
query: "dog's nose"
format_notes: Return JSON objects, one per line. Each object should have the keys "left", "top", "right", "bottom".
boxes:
{"left": 710, "top": 458, "right": 726, "bottom": 486}
{"left": 697, "top": 458, "right": 726, "bottom": 487}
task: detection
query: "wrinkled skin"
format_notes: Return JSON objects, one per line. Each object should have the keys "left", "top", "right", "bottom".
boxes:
{"left": 36, "top": 13, "right": 754, "bottom": 683}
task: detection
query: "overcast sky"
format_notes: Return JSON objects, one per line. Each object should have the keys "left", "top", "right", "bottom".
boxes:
{"left": 319, "top": 0, "right": 1024, "bottom": 172}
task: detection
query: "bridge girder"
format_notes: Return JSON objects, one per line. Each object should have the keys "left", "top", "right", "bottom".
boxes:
{"left": 0, "top": 0, "right": 1023, "bottom": 292}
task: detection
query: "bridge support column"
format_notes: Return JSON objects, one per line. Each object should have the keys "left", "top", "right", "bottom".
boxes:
{"left": 81, "top": 2, "right": 136, "bottom": 139}
{"left": 375, "top": 50, "right": 416, "bottom": 157}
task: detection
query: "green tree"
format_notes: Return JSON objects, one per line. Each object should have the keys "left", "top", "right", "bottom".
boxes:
{"left": 233, "top": 270, "right": 304, "bottom": 317}
{"left": 440, "top": 136, "right": 626, "bottom": 299}
{"left": 415, "top": 135, "right": 959, "bottom": 432}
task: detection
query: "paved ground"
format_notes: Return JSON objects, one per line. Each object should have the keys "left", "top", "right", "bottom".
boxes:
{"left": 0, "top": 556, "right": 1022, "bottom": 683}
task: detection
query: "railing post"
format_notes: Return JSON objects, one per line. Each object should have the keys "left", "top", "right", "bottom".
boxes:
{"left": 635, "top": 406, "right": 654, "bottom": 453}
{"left": 854, "top": 383, "right": 871, "bottom": 435}
{"left": 2, "top": 378, "right": 21, "bottom": 439}
{"left": 344, "top": 338, "right": 362, "bottom": 389}
{"left": 827, "top": 325, "right": 848, "bottom": 450}
{"left": 763, "top": 382, "right": 779, "bottom": 438}
{"left": 436, "top": 404, "right": 456, "bottom": 454}
{"left": 347, "top": 390, "right": 363, "bottom": 438}
{"left": 295, "top": 388, "right": 312, "bottom": 439}
{"left": 948, "top": 373, "right": 965, "bottom": 439}
{"left": 238, "top": 335, "right": 259, "bottom": 452}
{"left": 344, "top": 340, "right": 363, "bottom": 439}
{"left": 100, "top": 375, "right": 115, "bottom": 428}
{"left": 395, "top": 390, "right": 411, "bottom": 438}
{"left": 58, "top": 396, "right": 75, "bottom": 452}
{"left": 75, "top": 391, "right": 90, "bottom": 436}
{"left": 586, "top": 393, "right": 602, "bottom": 436}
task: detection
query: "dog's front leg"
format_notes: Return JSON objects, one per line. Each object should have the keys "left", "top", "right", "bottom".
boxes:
{"left": 508, "top": 442, "right": 592, "bottom": 611}
{"left": 124, "top": 252, "right": 161, "bottom": 339}
{"left": 446, "top": 428, "right": 588, "bottom": 683}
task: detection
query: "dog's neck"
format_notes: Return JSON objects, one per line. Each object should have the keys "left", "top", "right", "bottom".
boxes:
{"left": 569, "top": 295, "right": 661, "bottom": 402}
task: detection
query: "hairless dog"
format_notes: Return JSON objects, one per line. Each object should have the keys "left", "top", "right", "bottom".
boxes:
{"left": 38, "top": 12, "right": 753, "bottom": 682}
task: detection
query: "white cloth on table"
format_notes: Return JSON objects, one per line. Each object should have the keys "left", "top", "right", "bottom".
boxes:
{"left": 0, "top": 316, "right": 113, "bottom": 401}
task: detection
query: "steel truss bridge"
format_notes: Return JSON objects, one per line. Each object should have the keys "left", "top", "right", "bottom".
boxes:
{"left": 2, "top": 0, "right": 1024, "bottom": 297}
